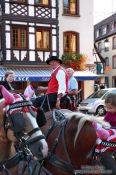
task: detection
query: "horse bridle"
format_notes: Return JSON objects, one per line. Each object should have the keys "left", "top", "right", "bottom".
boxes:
{"left": 0, "top": 96, "right": 46, "bottom": 174}
{"left": 45, "top": 110, "right": 79, "bottom": 174}
{"left": 46, "top": 110, "right": 116, "bottom": 174}
{"left": 4, "top": 97, "right": 45, "bottom": 142}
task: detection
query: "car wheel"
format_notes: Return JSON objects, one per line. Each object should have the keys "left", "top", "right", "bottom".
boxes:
{"left": 96, "top": 105, "right": 106, "bottom": 116}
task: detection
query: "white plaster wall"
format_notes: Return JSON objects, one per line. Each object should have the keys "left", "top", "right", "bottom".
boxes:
{"left": 59, "top": 0, "right": 94, "bottom": 64}
{"left": 5, "top": 3, "right": 10, "bottom": 14}
{"left": 84, "top": 81, "right": 94, "bottom": 99}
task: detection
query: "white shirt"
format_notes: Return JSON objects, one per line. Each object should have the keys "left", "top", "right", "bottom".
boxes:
{"left": 53, "top": 66, "right": 66, "bottom": 95}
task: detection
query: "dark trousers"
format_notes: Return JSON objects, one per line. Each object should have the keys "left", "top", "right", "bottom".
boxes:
{"left": 33, "top": 93, "right": 57, "bottom": 112}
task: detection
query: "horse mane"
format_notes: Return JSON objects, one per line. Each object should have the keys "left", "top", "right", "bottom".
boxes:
{"left": 65, "top": 112, "right": 111, "bottom": 146}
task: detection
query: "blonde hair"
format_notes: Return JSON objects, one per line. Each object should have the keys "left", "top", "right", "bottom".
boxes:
{"left": 4, "top": 70, "right": 15, "bottom": 79}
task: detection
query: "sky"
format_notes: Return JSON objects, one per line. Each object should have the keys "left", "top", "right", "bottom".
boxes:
{"left": 94, "top": 0, "right": 116, "bottom": 24}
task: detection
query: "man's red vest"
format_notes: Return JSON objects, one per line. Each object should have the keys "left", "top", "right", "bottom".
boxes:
{"left": 46, "top": 66, "right": 68, "bottom": 94}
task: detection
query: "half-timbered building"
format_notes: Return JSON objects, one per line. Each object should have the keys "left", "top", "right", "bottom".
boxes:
{"left": 0, "top": 0, "right": 97, "bottom": 98}
{"left": 0, "top": 0, "right": 58, "bottom": 65}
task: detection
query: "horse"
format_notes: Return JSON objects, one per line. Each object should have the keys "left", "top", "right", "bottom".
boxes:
{"left": 0, "top": 85, "right": 48, "bottom": 175}
{"left": 40, "top": 109, "right": 116, "bottom": 175}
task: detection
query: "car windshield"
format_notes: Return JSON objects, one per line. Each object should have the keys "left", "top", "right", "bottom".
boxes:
{"left": 87, "top": 90, "right": 108, "bottom": 99}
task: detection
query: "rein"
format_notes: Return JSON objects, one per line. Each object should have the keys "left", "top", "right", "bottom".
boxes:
{"left": 45, "top": 110, "right": 79, "bottom": 173}
{"left": 0, "top": 123, "right": 21, "bottom": 175}
{"left": 1, "top": 95, "right": 45, "bottom": 175}
{"left": 0, "top": 153, "right": 21, "bottom": 175}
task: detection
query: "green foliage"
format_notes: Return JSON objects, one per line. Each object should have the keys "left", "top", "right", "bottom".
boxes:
{"left": 62, "top": 53, "right": 83, "bottom": 62}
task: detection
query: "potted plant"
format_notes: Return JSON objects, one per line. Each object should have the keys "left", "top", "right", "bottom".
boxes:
{"left": 62, "top": 53, "right": 87, "bottom": 70}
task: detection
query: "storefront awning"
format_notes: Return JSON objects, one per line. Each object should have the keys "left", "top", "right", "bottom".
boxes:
{"left": 0, "top": 67, "right": 51, "bottom": 81}
{"left": 74, "top": 70, "right": 98, "bottom": 80}
{"left": 0, "top": 67, "right": 98, "bottom": 82}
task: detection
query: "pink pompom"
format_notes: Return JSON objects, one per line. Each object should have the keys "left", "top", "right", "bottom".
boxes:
{"left": 0, "top": 85, "right": 15, "bottom": 104}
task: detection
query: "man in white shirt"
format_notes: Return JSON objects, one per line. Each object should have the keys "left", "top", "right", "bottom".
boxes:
{"left": 33, "top": 56, "right": 68, "bottom": 112}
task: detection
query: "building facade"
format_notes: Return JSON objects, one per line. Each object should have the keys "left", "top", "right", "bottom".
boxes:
{"left": 0, "top": 0, "right": 95, "bottom": 98}
{"left": 0, "top": 0, "right": 58, "bottom": 65}
{"left": 94, "top": 13, "right": 116, "bottom": 88}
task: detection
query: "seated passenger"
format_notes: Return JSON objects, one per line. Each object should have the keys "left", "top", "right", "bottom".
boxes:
{"left": 93, "top": 93, "right": 116, "bottom": 141}
{"left": 65, "top": 68, "right": 78, "bottom": 110}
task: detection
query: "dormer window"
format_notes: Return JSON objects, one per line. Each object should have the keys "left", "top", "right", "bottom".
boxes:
{"left": 102, "top": 26, "right": 107, "bottom": 35}
{"left": 110, "top": 21, "right": 115, "bottom": 31}
{"left": 96, "top": 30, "right": 99, "bottom": 38}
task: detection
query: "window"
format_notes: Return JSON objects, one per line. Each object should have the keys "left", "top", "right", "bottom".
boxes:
{"left": 102, "top": 26, "right": 107, "bottom": 35}
{"left": 114, "top": 21, "right": 116, "bottom": 28}
{"left": 112, "top": 36, "right": 116, "bottom": 49}
{"left": 36, "top": 29, "right": 50, "bottom": 50}
{"left": 107, "top": 24, "right": 110, "bottom": 32}
{"left": 99, "top": 28, "right": 102, "bottom": 36}
{"left": 110, "top": 21, "right": 114, "bottom": 31}
{"left": 12, "top": 26, "right": 27, "bottom": 49}
{"left": 112, "top": 55, "right": 116, "bottom": 69}
{"left": 96, "top": 30, "right": 99, "bottom": 38}
{"left": 64, "top": 32, "right": 78, "bottom": 53}
{"left": 98, "top": 42, "right": 102, "bottom": 52}
{"left": 105, "top": 57, "right": 109, "bottom": 66}
{"left": 0, "top": 29, "right": 1, "bottom": 49}
{"left": 112, "top": 77, "right": 116, "bottom": 87}
{"left": 63, "top": 0, "right": 79, "bottom": 16}
{"left": 35, "top": 0, "right": 49, "bottom": 5}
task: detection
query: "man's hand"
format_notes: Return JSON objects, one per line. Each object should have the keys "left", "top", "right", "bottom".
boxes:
{"left": 56, "top": 98, "right": 61, "bottom": 109}
{"left": 37, "top": 86, "right": 47, "bottom": 90}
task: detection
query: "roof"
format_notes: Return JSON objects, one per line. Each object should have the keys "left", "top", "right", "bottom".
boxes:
{"left": 0, "top": 67, "right": 98, "bottom": 82}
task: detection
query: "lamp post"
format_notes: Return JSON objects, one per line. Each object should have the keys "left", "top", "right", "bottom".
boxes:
{"left": 104, "top": 39, "right": 110, "bottom": 48}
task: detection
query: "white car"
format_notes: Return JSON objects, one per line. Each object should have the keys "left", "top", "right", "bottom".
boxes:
{"left": 78, "top": 88, "right": 116, "bottom": 116}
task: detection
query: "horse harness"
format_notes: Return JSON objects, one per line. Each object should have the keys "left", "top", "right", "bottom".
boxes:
{"left": 94, "top": 139, "right": 116, "bottom": 159}
{"left": 44, "top": 109, "right": 79, "bottom": 174}
{"left": 0, "top": 95, "right": 45, "bottom": 175}
{"left": 45, "top": 110, "right": 116, "bottom": 174}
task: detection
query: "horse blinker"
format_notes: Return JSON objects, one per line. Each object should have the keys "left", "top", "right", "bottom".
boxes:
{"left": 8, "top": 112, "right": 26, "bottom": 135}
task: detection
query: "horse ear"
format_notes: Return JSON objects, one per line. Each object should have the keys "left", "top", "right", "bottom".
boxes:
{"left": 0, "top": 85, "right": 15, "bottom": 104}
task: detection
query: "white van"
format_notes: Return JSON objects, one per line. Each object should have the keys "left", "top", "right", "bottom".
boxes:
{"left": 78, "top": 88, "right": 116, "bottom": 116}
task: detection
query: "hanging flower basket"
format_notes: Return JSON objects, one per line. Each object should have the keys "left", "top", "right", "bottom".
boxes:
{"left": 62, "top": 53, "right": 87, "bottom": 71}
{"left": 105, "top": 65, "right": 110, "bottom": 73}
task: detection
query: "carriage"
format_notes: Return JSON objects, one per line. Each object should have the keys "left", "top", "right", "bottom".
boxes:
{"left": 0, "top": 85, "right": 116, "bottom": 175}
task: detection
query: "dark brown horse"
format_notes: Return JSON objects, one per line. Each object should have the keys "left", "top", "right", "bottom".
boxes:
{"left": 41, "top": 109, "right": 115, "bottom": 175}
{"left": 0, "top": 85, "right": 48, "bottom": 175}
